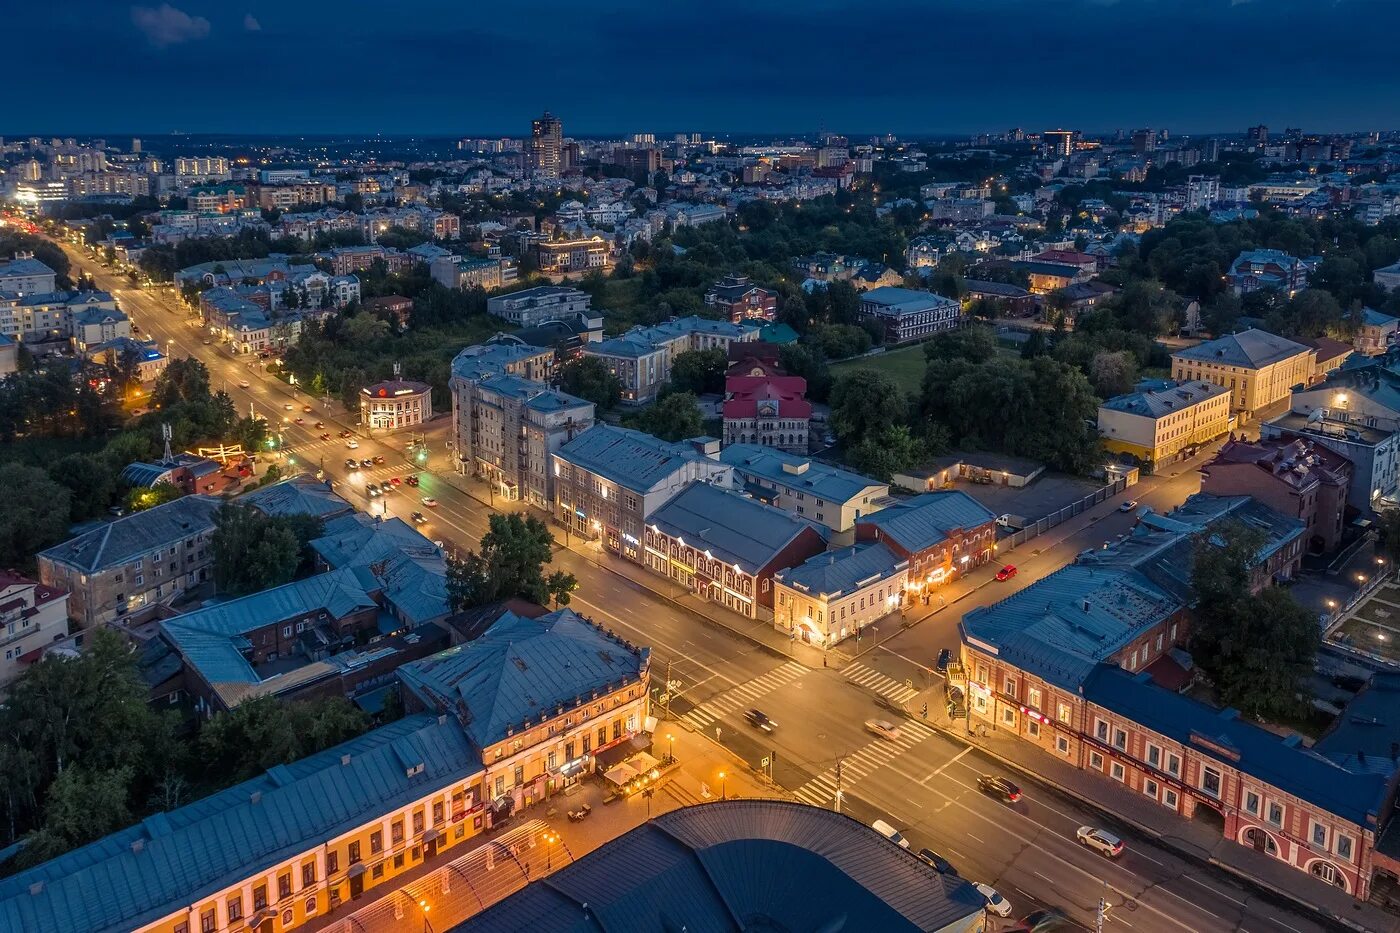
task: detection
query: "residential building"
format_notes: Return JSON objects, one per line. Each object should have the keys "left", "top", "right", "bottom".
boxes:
{"left": 1185, "top": 175, "right": 1221, "bottom": 211}
{"left": 583, "top": 316, "right": 757, "bottom": 404}
{"left": 309, "top": 514, "right": 451, "bottom": 630}
{"left": 1374, "top": 261, "right": 1400, "bottom": 292}
{"left": 241, "top": 475, "right": 355, "bottom": 522}
{"left": 962, "top": 279, "right": 1034, "bottom": 315}
{"left": 428, "top": 254, "right": 513, "bottom": 291}
{"left": 0, "top": 254, "right": 57, "bottom": 295}
{"left": 0, "top": 714, "right": 491, "bottom": 933}
{"left": 1097, "top": 380, "right": 1233, "bottom": 465}
{"left": 1199, "top": 436, "right": 1352, "bottom": 553}
{"left": 68, "top": 305, "right": 131, "bottom": 351}
{"left": 1226, "top": 249, "right": 1318, "bottom": 296}
{"left": 359, "top": 379, "right": 433, "bottom": 431}
{"left": 774, "top": 542, "right": 908, "bottom": 645}
{"left": 1304, "top": 336, "right": 1353, "bottom": 381}
{"left": 855, "top": 490, "right": 999, "bottom": 596}
{"left": 525, "top": 111, "right": 563, "bottom": 179}
{"left": 0, "top": 289, "right": 118, "bottom": 344}
{"left": 534, "top": 235, "right": 610, "bottom": 274}
{"left": 485, "top": 285, "right": 591, "bottom": 328}
{"left": 400, "top": 606, "right": 650, "bottom": 808}
{"left": 0, "top": 572, "right": 69, "bottom": 685}
{"left": 318, "top": 245, "right": 412, "bottom": 277}
{"left": 84, "top": 336, "right": 167, "bottom": 383}
{"left": 552, "top": 425, "right": 730, "bottom": 560}
{"left": 1170, "top": 329, "right": 1315, "bottom": 417}
{"left": 1010, "top": 260, "right": 1091, "bottom": 294}
{"left": 452, "top": 800, "right": 990, "bottom": 933}
{"left": 642, "top": 482, "right": 828, "bottom": 619}
{"left": 704, "top": 273, "right": 778, "bottom": 323}
{"left": 0, "top": 334, "right": 16, "bottom": 376}
{"left": 722, "top": 375, "right": 811, "bottom": 453}
{"left": 720, "top": 444, "right": 888, "bottom": 533}
{"left": 856, "top": 286, "right": 964, "bottom": 344}
{"left": 1356, "top": 308, "right": 1399, "bottom": 355}
{"left": 36, "top": 495, "right": 222, "bottom": 628}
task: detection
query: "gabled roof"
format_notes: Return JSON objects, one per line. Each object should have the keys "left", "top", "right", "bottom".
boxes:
{"left": 398, "top": 608, "right": 648, "bottom": 749}
{"left": 241, "top": 474, "right": 353, "bottom": 520}
{"left": 858, "top": 491, "right": 997, "bottom": 554}
{"left": 776, "top": 542, "right": 906, "bottom": 598}
{"left": 720, "top": 444, "right": 886, "bottom": 504}
{"left": 0, "top": 715, "right": 481, "bottom": 933}
{"left": 649, "top": 482, "right": 824, "bottom": 573}
{"left": 557, "top": 424, "right": 716, "bottom": 493}
{"left": 1171, "top": 328, "right": 1311, "bottom": 369}
{"left": 37, "top": 496, "right": 222, "bottom": 573}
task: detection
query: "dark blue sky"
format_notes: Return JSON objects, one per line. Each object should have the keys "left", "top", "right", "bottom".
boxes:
{"left": 10, "top": 0, "right": 1400, "bottom": 137}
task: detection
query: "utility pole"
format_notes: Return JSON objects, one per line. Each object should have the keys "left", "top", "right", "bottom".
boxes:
{"left": 834, "top": 756, "right": 843, "bottom": 813}
{"left": 664, "top": 658, "right": 673, "bottom": 721}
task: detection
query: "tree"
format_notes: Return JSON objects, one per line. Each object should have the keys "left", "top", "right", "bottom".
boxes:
{"left": 1089, "top": 350, "right": 1139, "bottom": 398}
{"left": 211, "top": 503, "right": 320, "bottom": 596}
{"left": 50, "top": 453, "right": 119, "bottom": 522}
{"left": 669, "top": 348, "right": 727, "bottom": 395}
{"left": 446, "top": 513, "right": 575, "bottom": 610}
{"left": 126, "top": 481, "right": 184, "bottom": 514}
{"left": 0, "top": 463, "right": 72, "bottom": 571}
{"left": 1190, "top": 524, "right": 1320, "bottom": 718}
{"left": 829, "top": 372, "right": 909, "bottom": 447}
{"left": 195, "top": 695, "right": 369, "bottom": 785}
{"left": 559, "top": 357, "right": 623, "bottom": 412}
{"left": 625, "top": 392, "right": 704, "bottom": 442}
{"left": 779, "top": 343, "right": 832, "bottom": 402}
{"left": 847, "top": 424, "right": 935, "bottom": 481}
{"left": 151, "top": 357, "right": 211, "bottom": 409}
{"left": 924, "top": 324, "right": 998, "bottom": 364}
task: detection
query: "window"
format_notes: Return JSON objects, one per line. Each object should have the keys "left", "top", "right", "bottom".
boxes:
{"left": 1056, "top": 735, "right": 1070, "bottom": 755}
{"left": 200, "top": 908, "right": 216, "bottom": 933}
{"left": 1163, "top": 788, "right": 1180, "bottom": 809}
{"left": 348, "top": 840, "right": 361, "bottom": 864}
{"left": 1201, "top": 766, "right": 1222, "bottom": 799}
{"left": 1144, "top": 779, "right": 1159, "bottom": 799}
{"left": 278, "top": 872, "right": 291, "bottom": 899}
{"left": 254, "top": 884, "right": 268, "bottom": 910}
{"left": 302, "top": 862, "right": 315, "bottom": 887}
{"left": 1311, "top": 821, "right": 1329, "bottom": 849}
{"left": 392, "top": 820, "right": 404, "bottom": 844}
{"left": 1094, "top": 719, "right": 1109, "bottom": 742}
{"left": 1146, "top": 743, "right": 1161, "bottom": 769}
{"left": 1336, "top": 834, "right": 1354, "bottom": 861}
{"left": 513, "top": 764, "right": 525, "bottom": 785}
{"left": 1027, "top": 687, "right": 1042, "bottom": 709}
{"left": 372, "top": 863, "right": 384, "bottom": 879}
{"left": 1089, "top": 751, "right": 1104, "bottom": 770}
{"left": 1112, "top": 728, "right": 1127, "bottom": 752}
{"left": 1004, "top": 676, "right": 1016, "bottom": 697}
{"left": 370, "top": 830, "right": 382, "bottom": 854}
{"left": 227, "top": 896, "right": 243, "bottom": 922}
{"left": 1110, "top": 762, "right": 1126, "bottom": 782}
{"left": 327, "top": 851, "right": 339, "bottom": 874}
{"left": 1244, "top": 791, "right": 1260, "bottom": 816}
{"left": 282, "top": 625, "right": 292, "bottom": 638}
{"left": 1166, "top": 752, "right": 1181, "bottom": 776}
{"left": 1001, "top": 706, "right": 1016, "bottom": 726}
{"left": 432, "top": 801, "right": 445, "bottom": 823}
{"left": 1027, "top": 719, "right": 1041, "bottom": 738}
{"left": 394, "top": 853, "right": 405, "bottom": 869}
{"left": 1057, "top": 703, "right": 1072, "bottom": 725}
{"left": 305, "top": 897, "right": 318, "bottom": 916}
{"left": 1267, "top": 801, "right": 1284, "bottom": 827}
{"left": 413, "top": 810, "right": 425, "bottom": 834}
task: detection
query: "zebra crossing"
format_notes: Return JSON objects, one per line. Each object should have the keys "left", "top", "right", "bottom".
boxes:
{"left": 792, "top": 719, "right": 938, "bottom": 806}
{"left": 842, "top": 661, "right": 920, "bottom": 704}
{"left": 681, "top": 660, "right": 808, "bottom": 730}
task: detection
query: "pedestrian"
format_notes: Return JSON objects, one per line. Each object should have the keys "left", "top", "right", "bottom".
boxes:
{"left": 822, "top": 654, "right": 827, "bottom": 668}
{"left": 920, "top": 703, "right": 928, "bottom": 719}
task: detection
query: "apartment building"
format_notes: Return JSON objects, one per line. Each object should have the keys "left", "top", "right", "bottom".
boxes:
{"left": 0, "top": 254, "right": 58, "bottom": 295}
{"left": 37, "top": 495, "right": 222, "bottom": 628}
{"left": 317, "top": 245, "right": 412, "bottom": 277}
{"left": 1171, "top": 329, "right": 1315, "bottom": 417}
{"left": 856, "top": 286, "right": 965, "bottom": 344}
{"left": 1200, "top": 437, "right": 1352, "bottom": 552}
{"left": 1227, "top": 249, "right": 1318, "bottom": 296}
{"left": 428, "top": 254, "right": 514, "bottom": 291}
{"left": 855, "top": 490, "right": 998, "bottom": 596}
{"left": 535, "top": 235, "right": 610, "bottom": 274}
{"left": 1356, "top": 308, "right": 1399, "bottom": 356}
{"left": 0, "top": 572, "right": 69, "bottom": 685}
{"left": 552, "top": 425, "right": 731, "bottom": 560}
{"left": 583, "top": 316, "right": 758, "bottom": 404}
{"left": 400, "top": 607, "right": 650, "bottom": 809}
{"left": 773, "top": 542, "right": 908, "bottom": 645}
{"left": 720, "top": 444, "right": 888, "bottom": 533}
{"left": 485, "top": 285, "right": 592, "bottom": 328}
{"left": 643, "top": 482, "right": 828, "bottom": 620}
{"left": 1098, "top": 379, "right": 1233, "bottom": 465}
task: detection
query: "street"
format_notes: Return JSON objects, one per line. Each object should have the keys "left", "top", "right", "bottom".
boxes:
{"left": 70, "top": 244, "right": 1345, "bottom": 932}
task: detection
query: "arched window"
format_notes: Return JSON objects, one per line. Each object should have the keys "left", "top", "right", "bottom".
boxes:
{"left": 1309, "top": 859, "right": 1347, "bottom": 890}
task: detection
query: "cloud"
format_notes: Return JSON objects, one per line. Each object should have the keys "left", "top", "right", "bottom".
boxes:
{"left": 244, "top": 13, "right": 261, "bottom": 30}
{"left": 130, "top": 4, "right": 211, "bottom": 47}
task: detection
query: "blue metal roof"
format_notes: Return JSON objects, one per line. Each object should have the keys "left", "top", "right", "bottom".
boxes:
{"left": 858, "top": 491, "right": 996, "bottom": 553}
{"left": 1083, "top": 666, "right": 1388, "bottom": 827}
{"left": 38, "top": 495, "right": 222, "bottom": 573}
{"left": 0, "top": 715, "right": 482, "bottom": 933}
{"left": 720, "top": 444, "right": 884, "bottom": 504}
{"left": 557, "top": 424, "right": 714, "bottom": 493}
{"left": 241, "top": 474, "right": 353, "bottom": 520}
{"left": 776, "top": 542, "right": 906, "bottom": 599}
{"left": 398, "top": 608, "right": 648, "bottom": 750}
{"left": 649, "top": 482, "right": 825, "bottom": 573}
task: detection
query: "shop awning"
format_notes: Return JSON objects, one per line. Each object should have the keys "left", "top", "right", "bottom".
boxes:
{"left": 594, "top": 733, "right": 653, "bottom": 770}
{"left": 604, "top": 763, "right": 638, "bottom": 786}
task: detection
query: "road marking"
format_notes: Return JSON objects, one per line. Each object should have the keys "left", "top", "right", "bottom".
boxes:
{"left": 1130, "top": 849, "right": 1164, "bottom": 867}
{"left": 1270, "top": 919, "right": 1304, "bottom": 933}
{"left": 920, "top": 747, "right": 972, "bottom": 785}
{"left": 1033, "top": 871, "right": 1055, "bottom": 882}
{"left": 1155, "top": 886, "right": 1224, "bottom": 920}
{"left": 965, "top": 832, "right": 983, "bottom": 843}
{"left": 1185, "top": 875, "right": 1247, "bottom": 907}
{"left": 840, "top": 661, "right": 919, "bottom": 702}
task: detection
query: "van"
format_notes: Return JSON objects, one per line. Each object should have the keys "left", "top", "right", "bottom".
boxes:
{"left": 871, "top": 819, "right": 910, "bottom": 849}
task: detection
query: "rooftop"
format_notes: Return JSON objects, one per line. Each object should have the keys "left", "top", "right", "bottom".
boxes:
{"left": 558, "top": 424, "right": 718, "bottom": 493}
{"left": 649, "top": 482, "right": 824, "bottom": 573}
{"left": 721, "top": 444, "right": 886, "bottom": 503}
{"left": 241, "top": 474, "right": 353, "bottom": 520}
{"left": 449, "top": 800, "right": 987, "bottom": 933}
{"left": 858, "top": 490, "right": 998, "bottom": 554}
{"left": 1172, "top": 328, "right": 1311, "bottom": 369}
{"left": 1100, "top": 379, "right": 1231, "bottom": 419}
{"left": 776, "top": 541, "right": 906, "bottom": 598}
{"left": 858, "top": 286, "right": 960, "bottom": 315}
{"left": 37, "top": 496, "right": 222, "bottom": 573}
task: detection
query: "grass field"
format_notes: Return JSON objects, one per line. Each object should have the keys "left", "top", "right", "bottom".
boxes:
{"left": 831, "top": 346, "right": 928, "bottom": 395}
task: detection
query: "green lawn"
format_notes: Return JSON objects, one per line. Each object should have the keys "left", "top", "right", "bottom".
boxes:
{"left": 831, "top": 345, "right": 928, "bottom": 395}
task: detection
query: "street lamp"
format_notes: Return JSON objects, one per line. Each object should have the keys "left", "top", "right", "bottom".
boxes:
{"left": 542, "top": 829, "right": 559, "bottom": 870}
{"left": 718, "top": 771, "right": 727, "bottom": 801}
{"left": 418, "top": 899, "right": 434, "bottom": 933}
{"left": 666, "top": 733, "right": 675, "bottom": 764}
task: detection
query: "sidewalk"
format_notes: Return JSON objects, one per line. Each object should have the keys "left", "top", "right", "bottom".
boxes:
{"left": 918, "top": 698, "right": 1399, "bottom": 932}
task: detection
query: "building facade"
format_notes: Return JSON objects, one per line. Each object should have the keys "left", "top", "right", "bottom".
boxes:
{"left": 0, "top": 572, "right": 69, "bottom": 685}
{"left": 1200, "top": 437, "right": 1352, "bottom": 553}
{"left": 1171, "top": 329, "right": 1315, "bottom": 417}
{"left": 773, "top": 542, "right": 907, "bottom": 645}
{"left": 584, "top": 316, "right": 758, "bottom": 404}
{"left": 1098, "top": 380, "right": 1233, "bottom": 465}
{"left": 360, "top": 380, "right": 433, "bottom": 431}
{"left": 722, "top": 375, "right": 811, "bottom": 452}
{"left": 720, "top": 444, "right": 888, "bottom": 533}
{"left": 485, "top": 286, "right": 591, "bottom": 328}
{"left": 856, "top": 286, "right": 965, "bottom": 344}
{"left": 855, "top": 490, "right": 999, "bottom": 598}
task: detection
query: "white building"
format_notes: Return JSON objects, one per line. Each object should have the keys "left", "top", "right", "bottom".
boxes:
{"left": 0, "top": 571, "right": 70, "bottom": 686}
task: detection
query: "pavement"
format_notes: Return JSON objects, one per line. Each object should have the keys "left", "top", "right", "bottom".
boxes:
{"left": 65, "top": 244, "right": 1390, "bottom": 933}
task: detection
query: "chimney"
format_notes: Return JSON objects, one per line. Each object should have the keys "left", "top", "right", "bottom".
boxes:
{"left": 131, "top": 839, "right": 145, "bottom": 855}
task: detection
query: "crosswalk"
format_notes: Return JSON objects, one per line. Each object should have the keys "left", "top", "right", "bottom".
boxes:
{"left": 842, "top": 661, "right": 920, "bottom": 704}
{"left": 681, "top": 660, "right": 808, "bottom": 730}
{"left": 792, "top": 719, "right": 938, "bottom": 806}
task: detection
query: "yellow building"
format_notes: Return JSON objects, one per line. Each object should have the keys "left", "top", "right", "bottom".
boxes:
{"left": 1170, "top": 328, "right": 1315, "bottom": 418}
{"left": 1097, "top": 379, "right": 1233, "bottom": 465}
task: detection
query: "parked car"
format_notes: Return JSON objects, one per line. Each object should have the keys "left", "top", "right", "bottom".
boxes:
{"left": 975, "top": 883, "right": 1012, "bottom": 917}
{"left": 977, "top": 774, "right": 1022, "bottom": 803}
{"left": 995, "top": 564, "right": 1018, "bottom": 581}
{"left": 411, "top": 511, "right": 427, "bottom": 524}
{"left": 870, "top": 819, "right": 909, "bottom": 849}
{"left": 1119, "top": 499, "right": 1139, "bottom": 512}
{"left": 935, "top": 648, "right": 952, "bottom": 675}
{"left": 917, "top": 848, "right": 955, "bottom": 874}
{"left": 744, "top": 708, "right": 776, "bottom": 732}
{"left": 1076, "top": 826, "right": 1124, "bottom": 857}
{"left": 864, "top": 719, "right": 901, "bottom": 741}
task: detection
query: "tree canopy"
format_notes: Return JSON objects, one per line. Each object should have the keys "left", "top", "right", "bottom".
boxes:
{"left": 447, "top": 513, "right": 576, "bottom": 611}
{"left": 210, "top": 503, "right": 323, "bottom": 596}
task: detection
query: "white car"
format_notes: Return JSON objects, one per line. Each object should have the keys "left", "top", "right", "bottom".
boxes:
{"left": 1076, "top": 825, "right": 1124, "bottom": 857}
{"left": 864, "top": 719, "right": 901, "bottom": 741}
{"left": 1119, "top": 499, "right": 1139, "bottom": 513}
{"left": 346, "top": 439, "right": 359, "bottom": 449}
{"left": 283, "top": 403, "right": 294, "bottom": 411}
{"left": 870, "top": 819, "right": 909, "bottom": 849}
{"left": 974, "top": 883, "right": 1012, "bottom": 917}
{"left": 238, "top": 380, "right": 250, "bottom": 388}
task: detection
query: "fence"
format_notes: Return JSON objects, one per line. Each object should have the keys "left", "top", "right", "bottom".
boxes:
{"left": 999, "top": 477, "right": 1129, "bottom": 551}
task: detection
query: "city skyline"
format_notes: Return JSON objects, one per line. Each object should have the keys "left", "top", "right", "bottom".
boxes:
{"left": 9, "top": 0, "right": 1400, "bottom": 136}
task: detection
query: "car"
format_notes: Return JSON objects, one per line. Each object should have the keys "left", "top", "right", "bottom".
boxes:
{"left": 864, "top": 719, "right": 901, "bottom": 741}
{"left": 1076, "top": 826, "right": 1124, "bottom": 857}
{"left": 1012, "top": 908, "right": 1070, "bottom": 932}
{"left": 200, "top": 338, "right": 211, "bottom": 345}
{"left": 283, "top": 404, "right": 294, "bottom": 411}
{"left": 318, "top": 432, "right": 330, "bottom": 440}
{"left": 411, "top": 511, "right": 427, "bottom": 524}
{"left": 346, "top": 439, "right": 359, "bottom": 449}
{"left": 379, "top": 481, "right": 394, "bottom": 492}
{"left": 314, "top": 421, "right": 324, "bottom": 428}
{"left": 405, "top": 475, "right": 420, "bottom": 487}
{"left": 916, "top": 848, "right": 955, "bottom": 874}
{"left": 421, "top": 497, "right": 439, "bottom": 507}
{"left": 294, "top": 418, "right": 304, "bottom": 425}
{"left": 389, "top": 476, "right": 401, "bottom": 486}
{"left": 344, "top": 459, "right": 359, "bottom": 470}
{"left": 995, "top": 564, "right": 1018, "bottom": 581}
{"left": 338, "top": 430, "right": 353, "bottom": 438}
{"left": 360, "top": 458, "right": 373, "bottom": 468}
{"left": 1119, "top": 499, "right": 1139, "bottom": 512}
{"left": 302, "top": 405, "right": 313, "bottom": 413}
{"left": 238, "top": 380, "right": 250, "bottom": 388}
{"left": 870, "top": 819, "right": 909, "bottom": 849}
{"left": 367, "top": 485, "right": 381, "bottom": 498}
{"left": 974, "top": 883, "right": 1012, "bottom": 918}
{"left": 372, "top": 455, "right": 385, "bottom": 464}
{"left": 935, "top": 648, "right": 952, "bottom": 676}
{"left": 744, "top": 708, "right": 776, "bottom": 732}
{"left": 977, "top": 774, "right": 1022, "bottom": 803}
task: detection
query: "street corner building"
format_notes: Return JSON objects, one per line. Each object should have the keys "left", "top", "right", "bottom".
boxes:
{"left": 360, "top": 379, "right": 433, "bottom": 432}
{"left": 447, "top": 800, "right": 990, "bottom": 933}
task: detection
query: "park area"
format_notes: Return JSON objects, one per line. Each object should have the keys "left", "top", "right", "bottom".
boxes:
{"left": 1328, "top": 578, "right": 1400, "bottom": 666}
{"left": 830, "top": 345, "right": 928, "bottom": 395}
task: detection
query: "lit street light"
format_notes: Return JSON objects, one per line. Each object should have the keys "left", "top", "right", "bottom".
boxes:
{"left": 418, "top": 899, "right": 434, "bottom": 933}
{"left": 718, "top": 770, "right": 727, "bottom": 801}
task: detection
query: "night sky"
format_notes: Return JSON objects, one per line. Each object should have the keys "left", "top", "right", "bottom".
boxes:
{"left": 10, "top": 0, "right": 1400, "bottom": 137}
